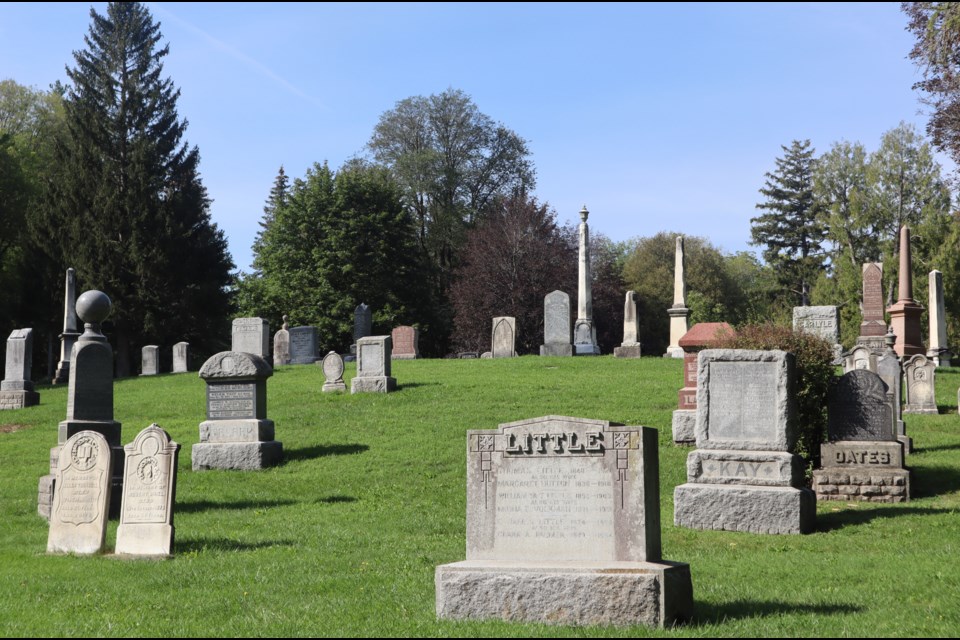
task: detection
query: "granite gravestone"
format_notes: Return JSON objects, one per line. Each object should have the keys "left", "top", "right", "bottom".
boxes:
{"left": 232, "top": 317, "right": 270, "bottom": 358}
{"left": 172, "top": 342, "right": 190, "bottom": 373}
{"left": 47, "top": 430, "right": 112, "bottom": 554}
{"left": 491, "top": 317, "right": 516, "bottom": 358}
{"left": 435, "top": 415, "right": 693, "bottom": 628}
{"left": 813, "top": 370, "right": 909, "bottom": 503}
{"left": 671, "top": 323, "right": 734, "bottom": 445}
{"left": 903, "top": 354, "right": 937, "bottom": 415}
{"left": 613, "top": 291, "right": 642, "bottom": 358}
{"left": 391, "top": 325, "right": 419, "bottom": 360}
{"left": 53, "top": 268, "right": 80, "bottom": 385}
{"left": 351, "top": 303, "right": 372, "bottom": 355}
{"left": 351, "top": 336, "right": 396, "bottom": 393}
{"left": 857, "top": 262, "right": 886, "bottom": 352}
{"left": 0, "top": 328, "right": 39, "bottom": 409}
{"left": 674, "top": 350, "right": 816, "bottom": 534}
{"left": 321, "top": 351, "right": 346, "bottom": 392}
{"left": 193, "top": 351, "right": 282, "bottom": 470}
{"left": 116, "top": 424, "right": 180, "bottom": 556}
{"left": 289, "top": 326, "right": 318, "bottom": 365}
{"left": 928, "top": 270, "right": 950, "bottom": 366}
{"left": 141, "top": 345, "right": 159, "bottom": 376}
{"left": 273, "top": 315, "right": 290, "bottom": 366}
{"left": 793, "top": 305, "right": 842, "bottom": 363}
{"left": 540, "top": 290, "right": 572, "bottom": 357}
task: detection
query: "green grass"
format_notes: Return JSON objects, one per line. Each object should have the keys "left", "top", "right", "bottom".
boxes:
{"left": 0, "top": 356, "right": 958, "bottom": 637}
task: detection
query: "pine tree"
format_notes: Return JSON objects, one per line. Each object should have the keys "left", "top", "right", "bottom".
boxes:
{"left": 750, "top": 140, "right": 826, "bottom": 306}
{"left": 37, "top": 2, "right": 234, "bottom": 375}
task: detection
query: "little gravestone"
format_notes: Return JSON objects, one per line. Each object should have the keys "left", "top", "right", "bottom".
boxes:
{"left": 116, "top": 424, "right": 180, "bottom": 556}
{"left": 491, "top": 317, "right": 516, "bottom": 358}
{"left": 435, "top": 415, "right": 693, "bottom": 627}
{"left": 613, "top": 291, "right": 642, "bottom": 358}
{"left": 843, "top": 345, "right": 877, "bottom": 373}
{"left": 0, "top": 328, "right": 39, "bottom": 409}
{"left": 172, "top": 342, "right": 190, "bottom": 373}
{"left": 674, "top": 350, "right": 816, "bottom": 534}
{"left": 289, "top": 326, "right": 318, "bottom": 364}
{"left": 351, "top": 336, "right": 396, "bottom": 393}
{"left": 793, "top": 305, "right": 842, "bottom": 363}
{"left": 47, "top": 430, "right": 112, "bottom": 554}
{"left": 391, "top": 325, "right": 419, "bottom": 360}
{"left": 232, "top": 317, "right": 269, "bottom": 358}
{"left": 193, "top": 351, "right": 282, "bottom": 470}
{"left": 540, "top": 290, "right": 572, "bottom": 357}
{"left": 903, "top": 354, "right": 938, "bottom": 415}
{"left": 321, "top": 351, "right": 346, "bottom": 392}
{"left": 671, "top": 323, "right": 734, "bottom": 445}
{"left": 273, "top": 316, "right": 290, "bottom": 366}
{"left": 140, "top": 345, "right": 159, "bottom": 376}
{"left": 813, "top": 370, "right": 910, "bottom": 502}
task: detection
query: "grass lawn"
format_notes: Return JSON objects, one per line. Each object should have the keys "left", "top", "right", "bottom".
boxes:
{"left": 0, "top": 355, "right": 958, "bottom": 637}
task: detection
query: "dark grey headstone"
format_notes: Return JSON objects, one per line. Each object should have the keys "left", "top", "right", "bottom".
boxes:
{"left": 828, "top": 370, "right": 895, "bottom": 441}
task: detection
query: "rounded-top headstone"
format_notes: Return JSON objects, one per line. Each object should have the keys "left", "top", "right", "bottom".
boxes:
{"left": 321, "top": 351, "right": 344, "bottom": 383}
{"left": 199, "top": 351, "right": 273, "bottom": 380}
{"left": 76, "top": 290, "right": 111, "bottom": 324}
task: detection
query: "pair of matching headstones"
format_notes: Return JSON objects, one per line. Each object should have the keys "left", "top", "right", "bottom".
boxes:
{"left": 47, "top": 425, "right": 179, "bottom": 557}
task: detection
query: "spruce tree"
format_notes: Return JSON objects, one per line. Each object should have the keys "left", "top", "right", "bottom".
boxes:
{"left": 37, "top": 2, "right": 233, "bottom": 375}
{"left": 750, "top": 140, "right": 826, "bottom": 306}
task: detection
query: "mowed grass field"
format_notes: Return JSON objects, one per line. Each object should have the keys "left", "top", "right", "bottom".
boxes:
{"left": 0, "top": 355, "right": 958, "bottom": 637}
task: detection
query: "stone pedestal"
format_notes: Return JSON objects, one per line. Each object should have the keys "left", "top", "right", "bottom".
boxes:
{"left": 887, "top": 227, "right": 925, "bottom": 357}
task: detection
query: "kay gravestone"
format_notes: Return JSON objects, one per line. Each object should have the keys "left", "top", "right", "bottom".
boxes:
{"left": 435, "top": 415, "right": 693, "bottom": 627}
{"left": 674, "top": 350, "right": 816, "bottom": 534}
{"left": 540, "top": 290, "right": 572, "bottom": 357}
{"left": 351, "top": 336, "right": 396, "bottom": 393}
{"left": 141, "top": 345, "right": 159, "bottom": 376}
{"left": 116, "top": 424, "right": 180, "bottom": 556}
{"left": 391, "top": 325, "right": 419, "bottom": 360}
{"left": 321, "top": 351, "right": 346, "bottom": 392}
{"left": 0, "top": 328, "right": 39, "bottom": 410}
{"left": 232, "top": 317, "right": 270, "bottom": 358}
{"left": 491, "top": 317, "right": 516, "bottom": 358}
{"left": 289, "top": 326, "right": 318, "bottom": 364}
{"left": 47, "top": 430, "right": 112, "bottom": 554}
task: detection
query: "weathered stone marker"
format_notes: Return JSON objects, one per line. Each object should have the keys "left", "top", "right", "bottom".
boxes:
{"left": 289, "top": 326, "right": 318, "bottom": 365}
{"left": 231, "top": 317, "right": 269, "bottom": 358}
{"left": 674, "top": 350, "right": 816, "bottom": 534}
{"left": 540, "top": 290, "right": 572, "bottom": 357}
{"left": 193, "top": 351, "right": 282, "bottom": 470}
{"left": 491, "top": 317, "right": 516, "bottom": 358}
{"left": 351, "top": 336, "right": 396, "bottom": 393}
{"left": 613, "top": 290, "right": 642, "bottom": 358}
{"left": 116, "top": 424, "right": 180, "bottom": 556}
{"left": 140, "top": 345, "right": 159, "bottom": 376}
{"left": 435, "top": 415, "right": 693, "bottom": 627}
{"left": 47, "top": 430, "right": 112, "bottom": 554}
{"left": 273, "top": 315, "right": 290, "bottom": 366}
{"left": 172, "top": 342, "right": 190, "bottom": 373}
{"left": 391, "top": 326, "right": 419, "bottom": 360}
{"left": 0, "top": 328, "right": 39, "bottom": 409}
{"left": 320, "top": 351, "right": 346, "bottom": 392}
{"left": 53, "top": 267, "right": 80, "bottom": 385}
{"left": 671, "top": 323, "right": 733, "bottom": 445}
{"left": 793, "top": 305, "right": 842, "bottom": 363}
{"left": 903, "top": 353, "right": 938, "bottom": 415}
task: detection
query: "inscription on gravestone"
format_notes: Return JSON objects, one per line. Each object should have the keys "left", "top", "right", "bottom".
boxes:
{"left": 707, "top": 362, "right": 778, "bottom": 444}
{"left": 47, "top": 430, "right": 112, "bottom": 554}
{"left": 116, "top": 424, "right": 180, "bottom": 556}
{"left": 232, "top": 318, "right": 269, "bottom": 357}
{"left": 828, "top": 370, "right": 894, "bottom": 441}
{"left": 289, "top": 326, "right": 318, "bottom": 364}
{"left": 206, "top": 382, "right": 262, "bottom": 419}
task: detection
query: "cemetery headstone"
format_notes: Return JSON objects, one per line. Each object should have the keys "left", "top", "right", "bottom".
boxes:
{"left": 273, "top": 315, "right": 290, "bottom": 366}
{"left": 53, "top": 267, "right": 79, "bottom": 385}
{"left": 0, "top": 328, "right": 39, "bottom": 409}
{"left": 232, "top": 317, "right": 269, "bottom": 358}
{"left": 289, "top": 325, "right": 318, "bottom": 364}
{"left": 877, "top": 329, "right": 911, "bottom": 452}
{"left": 813, "top": 369, "right": 910, "bottom": 502}
{"left": 351, "top": 336, "right": 396, "bottom": 393}
{"left": 573, "top": 206, "right": 601, "bottom": 355}
{"left": 480, "top": 351, "right": 492, "bottom": 359}
{"left": 193, "top": 351, "right": 282, "bottom": 470}
{"left": 47, "top": 430, "right": 112, "bottom": 554}
{"left": 540, "top": 290, "right": 573, "bottom": 357}
{"left": 391, "top": 325, "right": 419, "bottom": 360}
{"left": 843, "top": 345, "right": 877, "bottom": 373}
{"left": 671, "top": 323, "right": 733, "bottom": 445}
{"left": 793, "top": 305, "right": 842, "bottom": 363}
{"left": 857, "top": 262, "right": 887, "bottom": 352}
{"left": 435, "top": 415, "right": 693, "bottom": 627}
{"left": 674, "top": 350, "right": 816, "bottom": 534}
{"left": 321, "top": 351, "right": 346, "bottom": 392}
{"left": 886, "top": 226, "right": 925, "bottom": 356}
{"left": 903, "top": 353, "right": 938, "bottom": 415}
{"left": 351, "top": 303, "right": 372, "bottom": 355}
{"left": 928, "top": 270, "right": 950, "bottom": 366}
{"left": 140, "top": 345, "right": 159, "bottom": 376}
{"left": 172, "top": 342, "right": 190, "bottom": 373}
{"left": 491, "top": 317, "right": 516, "bottom": 358}
{"left": 116, "top": 424, "right": 180, "bottom": 556}
{"left": 613, "top": 291, "right": 642, "bottom": 358}
{"left": 665, "top": 235, "right": 690, "bottom": 358}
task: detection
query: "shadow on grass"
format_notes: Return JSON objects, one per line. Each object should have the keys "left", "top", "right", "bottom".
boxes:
{"left": 177, "top": 498, "right": 298, "bottom": 514}
{"left": 911, "top": 464, "right": 960, "bottom": 498}
{"left": 313, "top": 495, "right": 357, "bottom": 505}
{"left": 936, "top": 404, "right": 957, "bottom": 414}
{"left": 915, "top": 442, "right": 960, "bottom": 454}
{"left": 693, "top": 599, "right": 862, "bottom": 625}
{"left": 177, "top": 538, "right": 296, "bottom": 553}
{"left": 283, "top": 443, "right": 369, "bottom": 462}
{"left": 817, "top": 504, "right": 953, "bottom": 532}
{"left": 396, "top": 382, "right": 440, "bottom": 389}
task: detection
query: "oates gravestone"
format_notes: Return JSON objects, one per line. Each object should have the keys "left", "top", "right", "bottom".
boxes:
{"left": 47, "top": 430, "right": 112, "bottom": 554}
{"left": 435, "top": 415, "right": 693, "bottom": 627}
{"left": 116, "top": 424, "right": 180, "bottom": 556}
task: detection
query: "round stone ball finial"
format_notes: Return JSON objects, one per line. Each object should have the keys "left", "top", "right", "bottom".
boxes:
{"left": 76, "top": 290, "right": 112, "bottom": 324}
{"left": 579, "top": 205, "right": 589, "bottom": 222}
{"left": 282, "top": 314, "right": 289, "bottom": 331}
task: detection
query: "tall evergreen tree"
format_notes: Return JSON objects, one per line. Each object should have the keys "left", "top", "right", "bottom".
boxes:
{"left": 750, "top": 140, "right": 826, "bottom": 306}
{"left": 35, "top": 2, "right": 234, "bottom": 375}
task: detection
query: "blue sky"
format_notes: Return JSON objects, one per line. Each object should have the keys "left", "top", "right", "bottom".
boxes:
{"left": 0, "top": 2, "right": 946, "bottom": 272}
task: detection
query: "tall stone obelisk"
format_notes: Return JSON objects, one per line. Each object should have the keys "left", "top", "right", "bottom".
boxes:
{"left": 665, "top": 236, "right": 690, "bottom": 358}
{"left": 886, "top": 226, "right": 925, "bottom": 357}
{"left": 928, "top": 270, "right": 950, "bottom": 366}
{"left": 573, "top": 205, "right": 600, "bottom": 355}
{"left": 53, "top": 268, "right": 80, "bottom": 384}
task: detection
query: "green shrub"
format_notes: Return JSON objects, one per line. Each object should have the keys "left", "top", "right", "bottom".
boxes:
{"left": 714, "top": 323, "right": 836, "bottom": 470}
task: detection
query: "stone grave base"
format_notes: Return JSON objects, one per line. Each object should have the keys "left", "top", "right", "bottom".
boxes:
{"left": 674, "top": 483, "right": 816, "bottom": 534}
{"left": 322, "top": 381, "right": 347, "bottom": 392}
{"left": 898, "top": 434, "right": 913, "bottom": 454}
{"left": 0, "top": 390, "right": 39, "bottom": 410}
{"left": 435, "top": 560, "right": 693, "bottom": 628}
{"left": 671, "top": 410, "right": 696, "bottom": 445}
{"left": 391, "top": 353, "right": 417, "bottom": 360}
{"left": 192, "top": 441, "right": 283, "bottom": 470}
{"left": 613, "top": 344, "right": 642, "bottom": 358}
{"left": 351, "top": 376, "right": 396, "bottom": 394}
{"left": 199, "top": 419, "right": 274, "bottom": 443}
{"left": 574, "top": 343, "right": 601, "bottom": 355}
{"left": 812, "top": 468, "right": 910, "bottom": 503}
{"left": 904, "top": 404, "right": 938, "bottom": 415}
{"left": 116, "top": 523, "right": 174, "bottom": 556}
{"left": 37, "top": 474, "right": 54, "bottom": 519}
{"left": 664, "top": 347, "right": 684, "bottom": 358}
{"left": 540, "top": 344, "right": 573, "bottom": 357}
